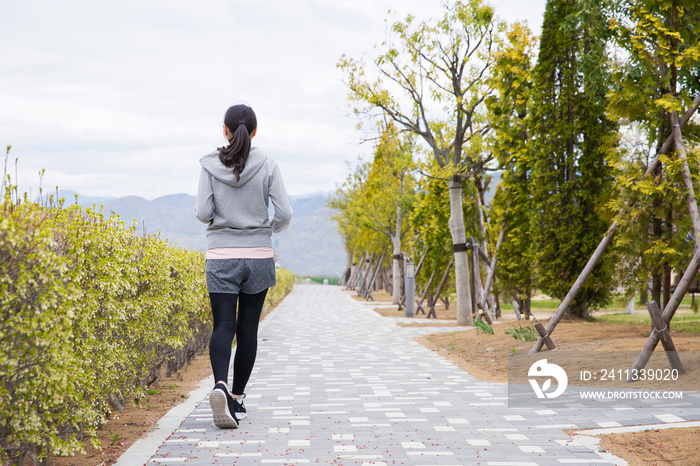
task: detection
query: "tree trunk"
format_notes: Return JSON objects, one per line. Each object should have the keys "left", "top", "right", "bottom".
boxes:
{"left": 640, "top": 284, "right": 648, "bottom": 305}
{"left": 341, "top": 248, "right": 354, "bottom": 286}
{"left": 513, "top": 293, "right": 523, "bottom": 318}
{"left": 392, "top": 203, "right": 403, "bottom": 305}
{"left": 574, "top": 295, "right": 589, "bottom": 320}
{"left": 475, "top": 179, "right": 489, "bottom": 254}
{"left": 523, "top": 294, "right": 531, "bottom": 317}
{"left": 448, "top": 176, "right": 473, "bottom": 324}
{"left": 652, "top": 273, "right": 662, "bottom": 308}
{"left": 651, "top": 160, "right": 663, "bottom": 309}
{"left": 663, "top": 265, "right": 672, "bottom": 312}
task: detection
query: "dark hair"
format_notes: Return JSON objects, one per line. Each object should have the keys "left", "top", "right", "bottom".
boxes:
{"left": 218, "top": 104, "right": 257, "bottom": 181}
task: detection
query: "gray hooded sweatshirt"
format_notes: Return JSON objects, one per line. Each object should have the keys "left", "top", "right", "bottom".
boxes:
{"left": 195, "top": 147, "right": 293, "bottom": 250}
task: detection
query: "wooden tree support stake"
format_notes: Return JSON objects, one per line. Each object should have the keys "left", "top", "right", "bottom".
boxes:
{"left": 346, "top": 252, "right": 366, "bottom": 290}
{"left": 482, "top": 223, "right": 505, "bottom": 318}
{"left": 645, "top": 301, "right": 685, "bottom": 374}
{"left": 416, "top": 277, "right": 433, "bottom": 315}
{"left": 479, "top": 306, "right": 494, "bottom": 325}
{"left": 350, "top": 252, "right": 365, "bottom": 289}
{"left": 416, "top": 269, "right": 436, "bottom": 315}
{"left": 512, "top": 301, "right": 522, "bottom": 320}
{"left": 533, "top": 321, "right": 555, "bottom": 350}
{"left": 628, "top": 247, "right": 700, "bottom": 376}
{"left": 359, "top": 252, "right": 376, "bottom": 297}
{"left": 414, "top": 248, "right": 429, "bottom": 277}
{"left": 670, "top": 110, "right": 700, "bottom": 246}
{"left": 365, "top": 250, "right": 386, "bottom": 301}
{"left": 470, "top": 243, "right": 479, "bottom": 320}
{"left": 427, "top": 257, "right": 453, "bottom": 319}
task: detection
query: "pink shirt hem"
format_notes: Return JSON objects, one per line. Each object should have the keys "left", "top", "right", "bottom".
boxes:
{"left": 206, "top": 247, "right": 274, "bottom": 260}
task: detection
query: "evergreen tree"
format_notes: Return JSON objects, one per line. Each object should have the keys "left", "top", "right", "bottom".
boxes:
{"left": 486, "top": 22, "right": 537, "bottom": 315}
{"left": 528, "top": 0, "right": 617, "bottom": 318}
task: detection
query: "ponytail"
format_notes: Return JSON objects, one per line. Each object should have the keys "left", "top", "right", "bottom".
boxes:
{"left": 218, "top": 105, "right": 257, "bottom": 181}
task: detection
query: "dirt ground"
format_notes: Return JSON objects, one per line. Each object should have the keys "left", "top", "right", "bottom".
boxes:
{"left": 359, "top": 291, "right": 700, "bottom": 466}
{"left": 597, "top": 426, "right": 700, "bottom": 465}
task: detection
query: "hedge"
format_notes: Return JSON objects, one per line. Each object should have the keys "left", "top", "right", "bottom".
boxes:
{"left": 0, "top": 192, "right": 294, "bottom": 463}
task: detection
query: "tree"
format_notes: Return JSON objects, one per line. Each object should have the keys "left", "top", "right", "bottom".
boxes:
{"left": 364, "top": 124, "right": 416, "bottom": 303}
{"left": 329, "top": 123, "right": 416, "bottom": 303}
{"left": 410, "top": 163, "right": 479, "bottom": 311}
{"left": 329, "top": 160, "right": 378, "bottom": 259}
{"left": 528, "top": 0, "right": 617, "bottom": 319}
{"left": 608, "top": 0, "right": 700, "bottom": 308}
{"left": 486, "top": 22, "right": 537, "bottom": 315}
{"left": 338, "top": 0, "right": 505, "bottom": 324}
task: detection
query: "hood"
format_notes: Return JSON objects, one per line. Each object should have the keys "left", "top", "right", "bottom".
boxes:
{"left": 199, "top": 147, "right": 268, "bottom": 188}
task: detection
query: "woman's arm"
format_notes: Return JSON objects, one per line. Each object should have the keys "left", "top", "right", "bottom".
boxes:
{"left": 195, "top": 167, "right": 215, "bottom": 223}
{"left": 269, "top": 163, "right": 293, "bottom": 233}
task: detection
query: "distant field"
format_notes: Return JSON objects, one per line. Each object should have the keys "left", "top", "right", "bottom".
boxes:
{"left": 303, "top": 276, "right": 340, "bottom": 286}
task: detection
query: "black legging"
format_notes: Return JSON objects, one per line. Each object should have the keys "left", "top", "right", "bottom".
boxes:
{"left": 209, "top": 290, "right": 267, "bottom": 395}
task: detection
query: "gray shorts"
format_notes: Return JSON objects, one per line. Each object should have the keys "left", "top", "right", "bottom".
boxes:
{"left": 205, "top": 258, "right": 276, "bottom": 295}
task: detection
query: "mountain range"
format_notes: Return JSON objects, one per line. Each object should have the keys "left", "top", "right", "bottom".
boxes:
{"left": 60, "top": 191, "right": 347, "bottom": 277}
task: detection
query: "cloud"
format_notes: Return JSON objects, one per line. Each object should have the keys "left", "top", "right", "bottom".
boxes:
{"left": 0, "top": 0, "right": 545, "bottom": 199}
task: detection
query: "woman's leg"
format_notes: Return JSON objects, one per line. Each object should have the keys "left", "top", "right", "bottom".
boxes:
{"left": 209, "top": 293, "right": 239, "bottom": 385}
{"left": 232, "top": 289, "right": 267, "bottom": 395}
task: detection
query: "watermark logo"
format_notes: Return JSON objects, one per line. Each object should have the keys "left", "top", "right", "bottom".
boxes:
{"left": 528, "top": 359, "right": 568, "bottom": 399}
{"left": 509, "top": 352, "right": 699, "bottom": 409}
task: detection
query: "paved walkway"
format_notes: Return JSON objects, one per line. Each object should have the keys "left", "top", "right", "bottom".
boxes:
{"left": 129, "top": 285, "right": 700, "bottom": 465}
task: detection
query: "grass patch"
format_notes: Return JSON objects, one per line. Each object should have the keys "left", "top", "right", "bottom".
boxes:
{"left": 500, "top": 299, "right": 563, "bottom": 311}
{"left": 593, "top": 312, "right": 700, "bottom": 334}
{"left": 500, "top": 295, "right": 699, "bottom": 314}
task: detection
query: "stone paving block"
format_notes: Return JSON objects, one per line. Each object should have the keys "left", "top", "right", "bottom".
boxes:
{"left": 141, "top": 285, "right": 700, "bottom": 465}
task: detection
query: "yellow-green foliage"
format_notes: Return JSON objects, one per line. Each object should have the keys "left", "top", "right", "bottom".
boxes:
{"left": 266, "top": 268, "right": 294, "bottom": 309}
{"left": 0, "top": 196, "right": 210, "bottom": 459}
{"left": 0, "top": 192, "right": 293, "bottom": 461}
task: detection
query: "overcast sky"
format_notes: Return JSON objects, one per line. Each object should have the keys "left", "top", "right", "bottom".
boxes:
{"left": 0, "top": 0, "right": 546, "bottom": 200}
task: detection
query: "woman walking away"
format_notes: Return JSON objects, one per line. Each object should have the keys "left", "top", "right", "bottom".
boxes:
{"left": 195, "top": 104, "right": 293, "bottom": 429}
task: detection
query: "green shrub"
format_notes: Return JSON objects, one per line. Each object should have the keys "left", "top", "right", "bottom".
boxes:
{"left": 266, "top": 268, "right": 294, "bottom": 308}
{"left": 0, "top": 194, "right": 211, "bottom": 461}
